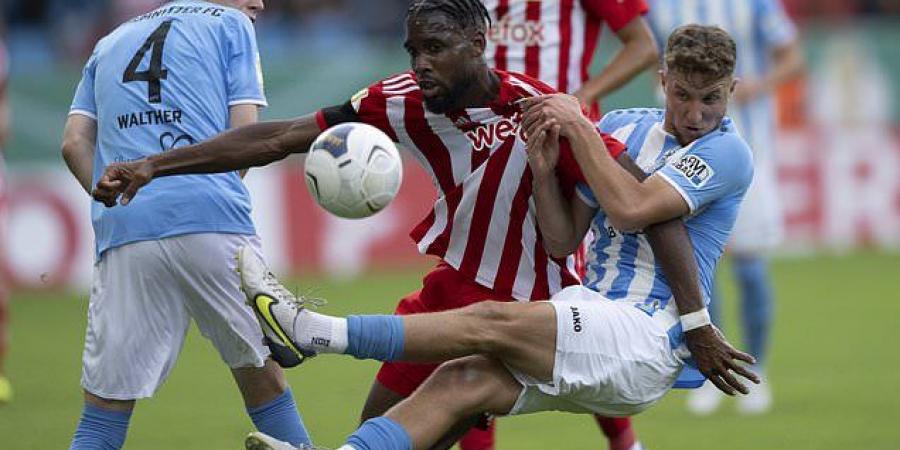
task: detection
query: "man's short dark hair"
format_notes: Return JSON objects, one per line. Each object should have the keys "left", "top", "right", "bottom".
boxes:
{"left": 406, "top": 0, "right": 492, "bottom": 34}
{"left": 665, "top": 24, "right": 737, "bottom": 81}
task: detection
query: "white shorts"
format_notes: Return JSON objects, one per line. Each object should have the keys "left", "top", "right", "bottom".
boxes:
{"left": 730, "top": 153, "right": 783, "bottom": 253}
{"left": 508, "top": 286, "right": 683, "bottom": 417}
{"left": 82, "top": 233, "right": 270, "bottom": 400}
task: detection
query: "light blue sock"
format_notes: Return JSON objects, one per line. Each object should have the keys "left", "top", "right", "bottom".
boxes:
{"left": 69, "top": 404, "right": 132, "bottom": 450}
{"left": 346, "top": 315, "right": 405, "bottom": 361}
{"left": 345, "top": 417, "right": 412, "bottom": 450}
{"left": 734, "top": 256, "right": 774, "bottom": 366}
{"left": 247, "top": 389, "right": 312, "bottom": 447}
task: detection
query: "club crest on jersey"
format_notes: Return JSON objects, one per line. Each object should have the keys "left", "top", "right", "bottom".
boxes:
{"left": 674, "top": 154, "right": 714, "bottom": 188}
{"left": 488, "top": 15, "right": 545, "bottom": 46}
{"left": 465, "top": 116, "right": 521, "bottom": 152}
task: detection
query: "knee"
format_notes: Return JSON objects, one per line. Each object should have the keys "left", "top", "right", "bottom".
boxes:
{"left": 423, "top": 358, "right": 498, "bottom": 416}
{"left": 85, "top": 391, "right": 135, "bottom": 412}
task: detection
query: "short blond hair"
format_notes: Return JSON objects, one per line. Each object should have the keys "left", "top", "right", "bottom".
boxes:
{"left": 665, "top": 24, "right": 736, "bottom": 81}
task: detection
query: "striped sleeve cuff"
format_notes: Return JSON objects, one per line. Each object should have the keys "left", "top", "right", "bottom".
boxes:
{"left": 69, "top": 109, "right": 97, "bottom": 120}
{"left": 228, "top": 98, "right": 268, "bottom": 108}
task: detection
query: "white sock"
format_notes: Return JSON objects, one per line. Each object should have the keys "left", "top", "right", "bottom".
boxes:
{"left": 294, "top": 309, "right": 348, "bottom": 354}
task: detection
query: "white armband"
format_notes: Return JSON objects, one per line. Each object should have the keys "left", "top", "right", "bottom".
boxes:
{"left": 680, "top": 308, "right": 711, "bottom": 332}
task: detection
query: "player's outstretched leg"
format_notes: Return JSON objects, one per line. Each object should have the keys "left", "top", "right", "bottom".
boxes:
{"left": 236, "top": 246, "right": 558, "bottom": 379}
{"left": 245, "top": 356, "right": 522, "bottom": 450}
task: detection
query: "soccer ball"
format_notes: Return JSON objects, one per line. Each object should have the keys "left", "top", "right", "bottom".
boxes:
{"left": 304, "top": 122, "right": 403, "bottom": 219}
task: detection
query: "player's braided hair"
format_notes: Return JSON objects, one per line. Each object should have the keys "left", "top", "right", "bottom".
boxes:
{"left": 406, "top": 0, "right": 492, "bottom": 34}
{"left": 665, "top": 24, "right": 736, "bottom": 81}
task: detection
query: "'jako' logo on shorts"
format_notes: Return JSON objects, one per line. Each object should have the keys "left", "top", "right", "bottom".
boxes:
{"left": 570, "top": 306, "right": 583, "bottom": 333}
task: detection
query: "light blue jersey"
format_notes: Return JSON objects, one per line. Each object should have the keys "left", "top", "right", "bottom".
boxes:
{"left": 69, "top": 1, "right": 267, "bottom": 256}
{"left": 576, "top": 109, "right": 753, "bottom": 350}
{"left": 645, "top": 0, "right": 796, "bottom": 158}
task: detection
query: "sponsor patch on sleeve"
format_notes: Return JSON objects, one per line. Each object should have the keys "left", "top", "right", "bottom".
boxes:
{"left": 350, "top": 88, "right": 369, "bottom": 111}
{"left": 673, "top": 154, "right": 715, "bottom": 188}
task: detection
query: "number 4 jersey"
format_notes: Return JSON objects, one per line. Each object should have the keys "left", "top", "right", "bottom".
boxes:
{"left": 69, "top": 2, "right": 267, "bottom": 257}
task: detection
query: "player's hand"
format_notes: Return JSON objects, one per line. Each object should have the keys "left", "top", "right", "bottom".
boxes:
{"left": 92, "top": 160, "right": 155, "bottom": 207}
{"left": 571, "top": 89, "right": 594, "bottom": 111}
{"left": 525, "top": 119, "right": 561, "bottom": 179}
{"left": 520, "top": 94, "right": 588, "bottom": 139}
{"left": 685, "top": 324, "right": 760, "bottom": 395}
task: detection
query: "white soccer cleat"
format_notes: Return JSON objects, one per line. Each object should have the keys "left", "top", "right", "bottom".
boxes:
{"left": 244, "top": 432, "right": 331, "bottom": 450}
{"left": 236, "top": 246, "right": 317, "bottom": 367}
{"left": 737, "top": 375, "right": 772, "bottom": 415}
{"left": 245, "top": 432, "right": 297, "bottom": 450}
{"left": 686, "top": 381, "right": 723, "bottom": 416}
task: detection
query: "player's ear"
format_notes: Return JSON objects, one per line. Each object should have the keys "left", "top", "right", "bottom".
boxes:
{"left": 729, "top": 77, "right": 738, "bottom": 95}
{"left": 470, "top": 31, "right": 487, "bottom": 56}
{"left": 659, "top": 69, "right": 668, "bottom": 92}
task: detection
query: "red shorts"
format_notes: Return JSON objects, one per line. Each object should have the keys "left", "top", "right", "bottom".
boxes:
{"left": 376, "top": 262, "right": 515, "bottom": 396}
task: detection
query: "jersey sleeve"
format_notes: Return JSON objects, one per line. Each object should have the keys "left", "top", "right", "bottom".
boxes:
{"left": 598, "top": 109, "right": 641, "bottom": 135}
{"left": 69, "top": 50, "right": 99, "bottom": 120}
{"left": 756, "top": 0, "right": 798, "bottom": 50}
{"left": 656, "top": 135, "right": 754, "bottom": 213}
{"left": 583, "top": 0, "right": 649, "bottom": 32}
{"left": 317, "top": 75, "right": 403, "bottom": 142}
{"left": 556, "top": 130, "right": 627, "bottom": 196}
{"left": 224, "top": 12, "right": 267, "bottom": 108}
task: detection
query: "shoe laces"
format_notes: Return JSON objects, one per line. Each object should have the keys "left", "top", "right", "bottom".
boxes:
{"left": 263, "top": 272, "right": 327, "bottom": 310}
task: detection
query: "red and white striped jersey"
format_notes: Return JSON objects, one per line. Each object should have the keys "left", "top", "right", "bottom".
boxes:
{"left": 483, "top": 0, "right": 648, "bottom": 95}
{"left": 319, "top": 69, "right": 625, "bottom": 301}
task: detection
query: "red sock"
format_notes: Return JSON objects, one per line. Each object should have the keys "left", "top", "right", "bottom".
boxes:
{"left": 459, "top": 419, "right": 495, "bottom": 450}
{"left": 595, "top": 416, "right": 636, "bottom": 450}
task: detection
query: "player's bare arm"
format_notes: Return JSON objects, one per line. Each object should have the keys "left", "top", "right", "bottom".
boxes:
{"left": 522, "top": 94, "right": 688, "bottom": 232}
{"left": 734, "top": 38, "right": 804, "bottom": 104}
{"left": 645, "top": 213, "right": 759, "bottom": 395}
{"left": 573, "top": 16, "right": 658, "bottom": 106}
{"left": 93, "top": 112, "right": 322, "bottom": 206}
{"left": 529, "top": 125, "right": 666, "bottom": 258}
{"left": 61, "top": 114, "right": 99, "bottom": 194}
{"left": 527, "top": 123, "right": 592, "bottom": 257}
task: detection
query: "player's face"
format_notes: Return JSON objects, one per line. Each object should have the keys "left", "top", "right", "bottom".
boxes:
{"left": 662, "top": 70, "right": 735, "bottom": 145}
{"left": 405, "top": 13, "right": 484, "bottom": 114}
{"left": 225, "top": 0, "right": 265, "bottom": 22}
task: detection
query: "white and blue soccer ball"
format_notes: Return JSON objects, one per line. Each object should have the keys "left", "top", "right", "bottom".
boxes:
{"left": 304, "top": 122, "right": 403, "bottom": 219}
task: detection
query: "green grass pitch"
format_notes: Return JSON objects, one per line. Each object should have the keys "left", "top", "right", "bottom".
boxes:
{"left": 1, "top": 252, "right": 898, "bottom": 449}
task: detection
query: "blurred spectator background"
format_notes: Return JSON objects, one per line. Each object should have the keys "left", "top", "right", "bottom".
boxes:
{"left": 0, "top": 3, "right": 898, "bottom": 449}
{"left": 1, "top": 0, "right": 899, "bottom": 288}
